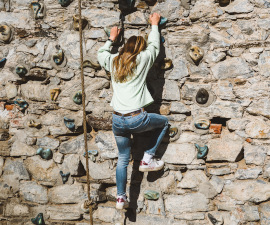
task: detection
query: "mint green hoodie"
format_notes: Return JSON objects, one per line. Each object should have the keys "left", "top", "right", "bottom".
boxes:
{"left": 97, "top": 25, "right": 160, "bottom": 111}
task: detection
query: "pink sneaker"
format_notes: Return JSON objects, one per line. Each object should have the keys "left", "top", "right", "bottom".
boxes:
{"left": 139, "top": 158, "right": 164, "bottom": 172}
{"left": 116, "top": 197, "right": 129, "bottom": 210}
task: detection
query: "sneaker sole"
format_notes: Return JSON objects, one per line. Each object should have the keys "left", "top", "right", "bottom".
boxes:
{"left": 116, "top": 204, "right": 129, "bottom": 210}
{"left": 139, "top": 164, "right": 164, "bottom": 172}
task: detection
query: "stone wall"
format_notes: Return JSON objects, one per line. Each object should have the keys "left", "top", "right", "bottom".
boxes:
{"left": 0, "top": 0, "right": 270, "bottom": 224}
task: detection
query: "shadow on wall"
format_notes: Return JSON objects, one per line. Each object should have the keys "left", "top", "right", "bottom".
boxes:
{"left": 124, "top": 34, "right": 170, "bottom": 224}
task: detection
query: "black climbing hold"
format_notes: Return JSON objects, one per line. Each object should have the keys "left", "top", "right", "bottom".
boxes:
{"left": 60, "top": 171, "right": 70, "bottom": 184}
{"left": 196, "top": 88, "right": 209, "bottom": 104}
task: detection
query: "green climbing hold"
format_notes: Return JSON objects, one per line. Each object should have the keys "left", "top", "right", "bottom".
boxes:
{"left": 37, "top": 147, "right": 53, "bottom": 160}
{"left": 73, "top": 90, "right": 82, "bottom": 104}
{"left": 144, "top": 190, "right": 159, "bottom": 200}
{"left": 31, "top": 213, "right": 45, "bottom": 225}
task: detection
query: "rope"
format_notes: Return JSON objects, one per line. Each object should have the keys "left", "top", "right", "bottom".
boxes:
{"left": 77, "top": 0, "right": 93, "bottom": 224}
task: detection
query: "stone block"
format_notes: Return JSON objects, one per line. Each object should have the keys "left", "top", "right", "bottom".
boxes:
{"left": 162, "top": 143, "right": 196, "bottom": 165}
{"left": 95, "top": 131, "right": 118, "bottom": 159}
{"left": 48, "top": 183, "right": 85, "bottom": 204}
{"left": 20, "top": 81, "right": 51, "bottom": 101}
{"left": 234, "top": 205, "right": 260, "bottom": 222}
{"left": 164, "top": 193, "right": 210, "bottom": 213}
{"left": 59, "top": 133, "right": 93, "bottom": 155}
{"left": 207, "top": 129, "right": 244, "bottom": 162}
{"left": 247, "top": 98, "right": 270, "bottom": 118}
{"left": 189, "top": 0, "right": 219, "bottom": 21}
{"left": 244, "top": 143, "right": 268, "bottom": 165}
{"left": 93, "top": 205, "right": 122, "bottom": 223}
{"left": 20, "top": 181, "right": 48, "bottom": 204}
{"left": 36, "top": 136, "right": 60, "bottom": 150}
{"left": 225, "top": 0, "right": 254, "bottom": 14}
{"left": 126, "top": 11, "right": 147, "bottom": 25}
{"left": 82, "top": 8, "right": 120, "bottom": 28}
{"left": 2, "top": 159, "right": 30, "bottom": 193}
{"left": 170, "top": 102, "right": 190, "bottom": 114}
{"left": 24, "top": 156, "right": 62, "bottom": 186}
{"left": 10, "top": 140, "right": 36, "bottom": 157}
{"left": 0, "top": 182, "right": 13, "bottom": 199}
{"left": 235, "top": 168, "right": 262, "bottom": 179}
{"left": 61, "top": 154, "right": 82, "bottom": 176}
{"left": 4, "top": 202, "right": 29, "bottom": 217}
{"left": 245, "top": 118, "right": 270, "bottom": 139}
{"left": 46, "top": 205, "right": 81, "bottom": 220}
{"left": 224, "top": 180, "right": 270, "bottom": 203}
{"left": 210, "top": 175, "right": 224, "bottom": 193}
{"left": 211, "top": 58, "right": 252, "bottom": 80}
{"left": 80, "top": 155, "right": 114, "bottom": 180}
{"left": 151, "top": 0, "right": 181, "bottom": 21}
{"left": 178, "top": 170, "right": 208, "bottom": 189}
{"left": 166, "top": 59, "right": 189, "bottom": 80}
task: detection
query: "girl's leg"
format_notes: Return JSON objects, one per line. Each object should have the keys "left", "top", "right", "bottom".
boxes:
{"left": 114, "top": 133, "right": 131, "bottom": 196}
{"left": 143, "top": 113, "right": 169, "bottom": 155}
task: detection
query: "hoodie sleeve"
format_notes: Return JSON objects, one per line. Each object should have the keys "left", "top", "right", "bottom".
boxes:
{"left": 143, "top": 25, "right": 160, "bottom": 67}
{"left": 97, "top": 40, "right": 114, "bottom": 72}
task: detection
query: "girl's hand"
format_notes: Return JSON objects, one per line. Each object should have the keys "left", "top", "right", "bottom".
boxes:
{"left": 149, "top": 13, "right": 161, "bottom": 26}
{"left": 110, "top": 26, "right": 121, "bottom": 42}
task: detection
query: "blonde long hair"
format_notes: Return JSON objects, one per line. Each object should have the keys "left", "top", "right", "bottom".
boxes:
{"left": 112, "top": 36, "right": 147, "bottom": 83}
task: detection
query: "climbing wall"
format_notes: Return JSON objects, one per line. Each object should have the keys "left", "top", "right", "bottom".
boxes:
{"left": 1, "top": 0, "right": 270, "bottom": 224}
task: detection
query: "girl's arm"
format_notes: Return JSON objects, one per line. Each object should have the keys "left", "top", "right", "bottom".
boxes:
{"left": 97, "top": 40, "right": 113, "bottom": 72}
{"left": 97, "top": 27, "right": 121, "bottom": 72}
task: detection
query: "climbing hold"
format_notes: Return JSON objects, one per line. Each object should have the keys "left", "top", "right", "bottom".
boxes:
{"left": 50, "top": 88, "right": 61, "bottom": 101}
{"left": 219, "top": 0, "right": 230, "bottom": 6}
{"left": 0, "top": 58, "right": 6, "bottom": 67}
{"left": 0, "top": 25, "right": 12, "bottom": 43}
{"left": 30, "top": 1, "right": 45, "bottom": 19}
{"left": 148, "top": 16, "right": 167, "bottom": 26}
{"left": 84, "top": 150, "right": 98, "bottom": 157}
{"left": 196, "top": 88, "right": 209, "bottom": 105}
{"left": 83, "top": 59, "right": 101, "bottom": 70}
{"left": 159, "top": 16, "right": 168, "bottom": 26}
{"left": 189, "top": 46, "right": 204, "bottom": 64}
{"left": 60, "top": 171, "right": 70, "bottom": 184}
{"left": 161, "top": 36, "right": 165, "bottom": 43}
{"left": 194, "top": 118, "right": 210, "bottom": 130}
{"left": 84, "top": 150, "right": 98, "bottom": 162}
{"left": 63, "top": 116, "right": 75, "bottom": 129}
{"left": 209, "top": 123, "right": 222, "bottom": 134}
{"left": 15, "top": 66, "right": 28, "bottom": 76}
{"left": 144, "top": 190, "right": 159, "bottom": 200}
{"left": 58, "top": 0, "right": 72, "bottom": 7}
{"left": 104, "top": 27, "right": 111, "bottom": 37}
{"left": 195, "top": 144, "right": 208, "bottom": 159}
{"left": 159, "top": 58, "right": 172, "bottom": 70}
{"left": 73, "top": 15, "right": 87, "bottom": 31}
{"left": 31, "top": 213, "right": 45, "bottom": 225}
{"left": 169, "top": 127, "right": 178, "bottom": 138}
{"left": 28, "top": 120, "right": 41, "bottom": 129}
{"left": 37, "top": 147, "right": 53, "bottom": 160}
{"left": 14, "top": 99, "right": 28, "bottom": 111}
{"left": 73, "top": 90, "right": 82, "bottom": 104}
{"left": 207, "top": 213, "right": 224, "bottom": 225}
{"left": 53, "top": 45, "right": 64, "bottom": 65}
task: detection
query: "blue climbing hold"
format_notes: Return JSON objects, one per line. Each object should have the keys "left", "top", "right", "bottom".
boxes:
{"left": 60, "top": 171, "right": 70, "bottom": 184}
{"left": 0, "top": 58, "right": 6, "bottom": 67}
{"left": 14, "top": 99, "right": 28, "bottom": 111}
{"left": 64, "top": 116, "right": 75, "bottom": 129}
{"left": 159, "top": 17, "right": 168, "bottom": 26}
{"left": 195, "top": 144, "right": 208, "bottom": 159}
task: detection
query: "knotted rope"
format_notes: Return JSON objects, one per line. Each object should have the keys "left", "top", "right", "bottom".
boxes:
{"left": 77, "top": 0, "right": 94, "bottom": 224}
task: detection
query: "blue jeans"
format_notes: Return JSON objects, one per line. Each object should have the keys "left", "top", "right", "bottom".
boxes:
{"left": 112, "top": 109, "right": 169, "bottom": 196}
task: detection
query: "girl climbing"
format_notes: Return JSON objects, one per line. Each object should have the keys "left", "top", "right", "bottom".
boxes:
{"left": 97, "top": 12, "right": 169, "bottom": 210}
